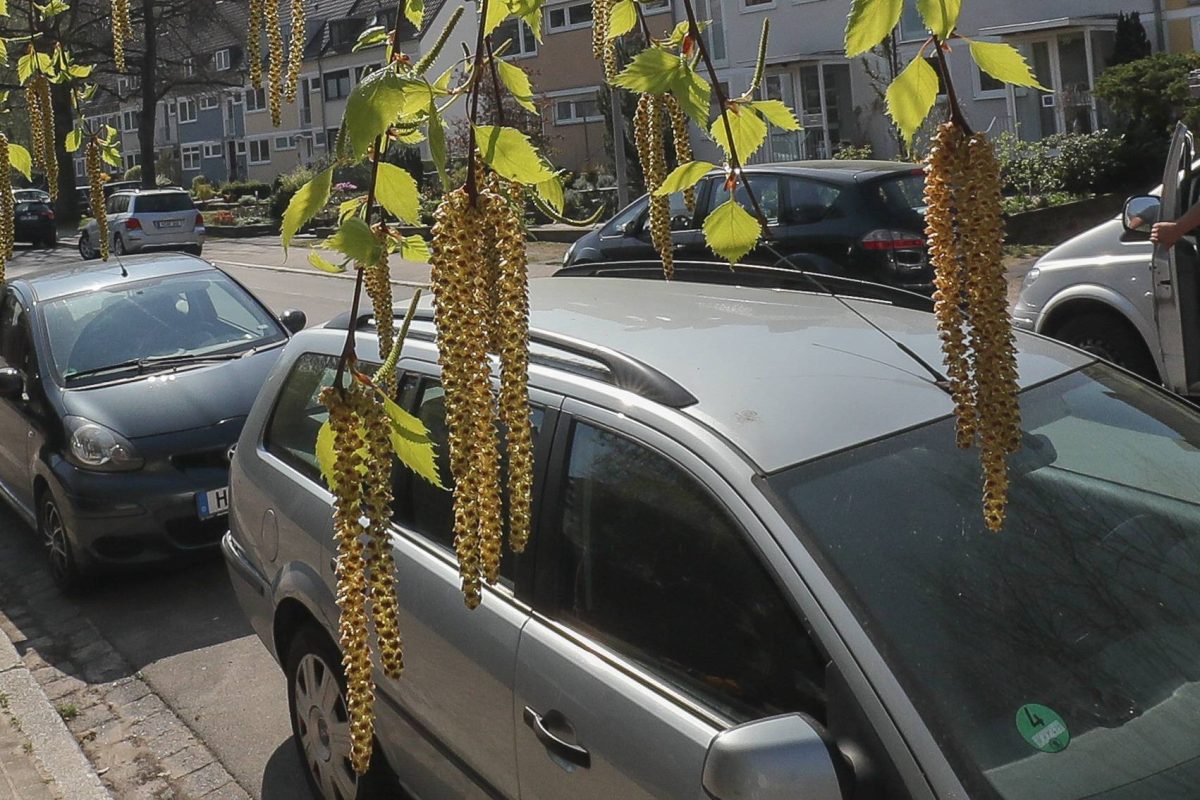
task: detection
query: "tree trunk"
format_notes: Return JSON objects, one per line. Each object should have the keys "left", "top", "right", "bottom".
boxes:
{"left": 139, "top": 0, "right": 157, "bottom": 188}
{"left": 50, "top": 81, "right": 80, "bottom": 224}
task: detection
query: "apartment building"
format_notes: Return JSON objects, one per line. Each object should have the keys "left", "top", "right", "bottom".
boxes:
{"left": 1162, "top": 0, "right": 1200, "bottom": 51}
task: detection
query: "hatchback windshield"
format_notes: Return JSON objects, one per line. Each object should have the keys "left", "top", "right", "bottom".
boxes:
{"left": 44, "top": 271, "right": 285, "bottom": 381}
{"left": 134, "top": 193, "right": 193, "bottom": 213}
{"left": 769, "top": 365, "right": 1200, "bottom": 799}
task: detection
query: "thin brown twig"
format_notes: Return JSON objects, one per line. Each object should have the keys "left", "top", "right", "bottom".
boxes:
{"left": 932, "top": 36, "right": 971, "bottom": 134}
{"left": 485, "top": 35, "right": 506, "bottom": 127}
{"left": 465, "top": 0, "right": 493, "bottom": 204}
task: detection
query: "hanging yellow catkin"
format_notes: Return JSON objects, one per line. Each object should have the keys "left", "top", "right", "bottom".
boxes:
{"left": 111, "top": 0, "right": 132, "bottom": 73}
{"left": 283, "top": 0, "right": 306, "bottom": 102}
{"left": 364, "top": 238, "right": 395, "bottom": 385}
{"left": 85, "top": 139, "right": 110, "bottom": 261}
{"left": 321, "top": 384, "right": 376, "bottom": 775}
{"left": 25, "top": 78, "right": 46, "bottom": 173}
{"left": 0, "top": 135, "right": 12, "bottom": 269}
{"left": 665, "top": 94, "right": 694, "bottom": 212}
{"left": 592, "top": 0, "right": 616, "bottom": 79}
{"left": 36, "top": 77, "right": 57, "bottom": 202}
{"left": 247, "top": 0, "right": 265, "bottom": 88}
{"left": 265, "top": 0, "right": 284, "bottom": 126}
{"left": 635, "top": 94, "right": 672, "bottom": 279}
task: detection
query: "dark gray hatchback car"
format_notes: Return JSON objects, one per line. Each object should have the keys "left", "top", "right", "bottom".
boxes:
{"left": 226, "top": 278, "right": 1200, "bottom": 799}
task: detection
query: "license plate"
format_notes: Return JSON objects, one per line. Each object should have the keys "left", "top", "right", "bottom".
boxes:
{"left": 18, "top": 215, "right": 37, "bottom": 221}
{"left": 197, "top": 487, "right": 230, "bottom": 519}
{"left": 156, "top": 219, "right": 182, "bottom": 228}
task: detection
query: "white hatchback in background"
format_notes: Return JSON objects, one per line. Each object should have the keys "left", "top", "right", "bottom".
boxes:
{"left": 79, "top": 189, "right": 205, "bottom": 260}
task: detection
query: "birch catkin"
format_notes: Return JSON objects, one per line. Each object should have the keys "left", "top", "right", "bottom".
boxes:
{"left": 0, "top": 136, "right": 12, "bottom": 269}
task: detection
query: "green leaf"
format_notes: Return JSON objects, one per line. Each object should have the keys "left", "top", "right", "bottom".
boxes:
{"left": 100, "top": 143, "right": 121, "bottom": 168}
{"left": 654, "top": 160, "right": 716, "bottom": 196}
{"left": 969, "top": 40, "right": 1047, "bottom": 90}
{"left": 316, "top": 420, "right": 337, "bottom": 490}
{"left": 483, "top": 0, "right": 509, "bottom": 36}
{"left": 433, "top": 65, "right": 455, "bottom": 94}
{"left": 64, "top": 128, "right": 82, "bottom": 153}
{"left": 405, "top": 0, "right": 424, "bottom": 29}
{"left": 308, "top": 251, "right": 346, "bottom": 273}
{"left": 375, "top": 162, "right": 420, "bottom": 224}
{"left": 0, "top": 39, "right": 8, "bottom": 68}
{"left": 282, "top": 167, "right": 332, "bottom": 251}
{"left": 916, "top": 0, "right": 960, "bottom": 40}
{"left": 378, "top": 391, "right": 444, "bottom": 488}
{"left": 427, "top": 97, "right": 449, "bottom": 190}
{"left": 750, "top": 99, "right": 800, "bottom": 131}
{"left": 703, "top": 197, "right": 761, "bottom": 264}
{"left": 536, "top": 175, "right": 564, "bottom": 213}
{"left": 398, "top": 234, "right": 430, "bottom": 262}
{"left": 672, "top": 66, "right": 711, "bottom": 125}
{"left": 475, "top": 125, "right": 554, "bottom": 185}
{"left": 325, "top": 216, "right": 382, "bottom": 265}
{"left": 67, "top": 63, "right": 92, "bottom": 79}
{"left": 844, "top": 0, "right": 904, "bottom": 58}
{"left": 353, "top": 25, "right": 388, "bottom": 52}
{"left": 341, "top": 69, "right": 408, "bottom": 159}
{"left": 607, "top": 0, "right": 636, "bottom": 39}
{"left": 665, "top": 19, "right": 708, "bottom": 47}
{"left": 0, "top": 0, "right": 8, "bottom": 15}
{"left": 7, "top": 144, "right": 30, "bottom": 181}
{"left": 710, "top": 104, "right": 767, "bottom": 162}
{"left": 613, "top": 47, "right": 684, "bottom": 94}
{"left": 495, "top": 59, "right": 537, "bottom": 113}
{"left": 34, "top": 0, "right": 68, "bottom": 18}
{"left": 886, "top": 55, "right": 939, "bottom": 146}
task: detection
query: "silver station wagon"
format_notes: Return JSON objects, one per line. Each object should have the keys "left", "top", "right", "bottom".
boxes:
{"left": 223, "top": 278, "right": 1200, "bottom": 800}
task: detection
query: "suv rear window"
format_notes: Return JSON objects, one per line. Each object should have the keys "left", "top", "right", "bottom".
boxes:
{"left": 874, "top": 173, "right": 926, "bottom": 221}
{"left": 134, "top": 193, "right": 194, "bottom": 213}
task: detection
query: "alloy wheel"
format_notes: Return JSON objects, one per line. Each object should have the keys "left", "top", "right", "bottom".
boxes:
{"left": 41, "top": 499, "right": 72, "bottom": 586}
{"left": 293, "top": 652, "right": 358, "bottom": 800}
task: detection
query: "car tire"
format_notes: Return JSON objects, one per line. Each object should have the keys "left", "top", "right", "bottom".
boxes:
{"left": 38, "top": 493, "right": 85, "bottom": 594}
{"left": 285, "top": 626, "right": 397, "bottom": 800}
{"left": 1053, "top": 313, "right": 1157, "bottom": 381}
{"left": 113, "top": 235, "right": 127, "bottom": 256}
{"left": 78, "top": 232, "right": 95, "bottom": 260}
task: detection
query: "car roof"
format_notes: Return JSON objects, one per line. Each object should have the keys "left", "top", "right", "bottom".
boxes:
{"left": 333, "top": 278, "right": 1093, "bottom": 472}
{"left": 739, "top": 159, "right": 924, "bottom": 184}
{"left": 112, "top": 187, "right": 189, "bottom": 196}
{"left": 13, "top": 253, "right": 216, "bottom": 302}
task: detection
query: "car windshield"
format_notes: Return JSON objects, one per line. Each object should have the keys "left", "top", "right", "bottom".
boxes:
{"left": 43, "top": 271, "right": 285, "bottom": 382}
{"left": 767, "top": 365, "right": 1200, "bottom": 799}
{"left": 874, "top": 173, "right": 926, "bottom": 221}
{"left": 134, "top": 193, "right": 193, "bottom": 213}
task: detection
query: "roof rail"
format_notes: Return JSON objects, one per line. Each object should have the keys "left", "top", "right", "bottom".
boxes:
{"left": 325, "top": 307, "right": 699, "bottom": 408}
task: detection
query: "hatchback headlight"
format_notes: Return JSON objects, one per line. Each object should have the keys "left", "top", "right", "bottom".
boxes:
{"left": 1022, "top": 267, "right": 1040, "bottom": 288}
{"left": 65, "top": 416, "right": 143, "bottom": 471}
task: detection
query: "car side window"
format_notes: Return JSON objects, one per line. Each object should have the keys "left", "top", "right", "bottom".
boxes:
{"left": 551, "top": 421, "right": 827, "bottom": 723}
{"left": 783, "top": 178, "right": 840, "bottom": 225}
{"left": 263, "top": 353, "right": 342, "bottom": 482}
{"left": 0, "top": 293, "right": 34, "bottom": 376}
{"left": 705, "top": 174, "right": 781, "bottom": 225}
{"left": 393, "top": 376, "right": 546, "bottom": 583}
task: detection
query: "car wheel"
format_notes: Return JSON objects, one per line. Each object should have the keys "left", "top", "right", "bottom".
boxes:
{"left": 78, "top": 232, "right": 94, "bottom": 260}
{"left": 285, "top": 626, "right": 396, "bottom": 800}
{"left": 39, "top": 493, "right": 84, "bottom": 594}
{"left": 1054, "top": 313, "right": 1157, "bottom": 381}
{"left": 113, "top": 235, "right": 127, "bottom": 256}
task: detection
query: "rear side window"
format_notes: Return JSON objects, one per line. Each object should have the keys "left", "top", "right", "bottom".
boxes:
{"left": 874, "top": 174, "right": 926, "bottom": 220}
{"left": 705, "top": 173, "right": 781, "bottom": 225}
{"left": 782, "top": 178, "right": 840, "bottom": 225}
{"left": 551, "top": 421, "right": 827, "bottom": 723}
{"left": 264, "top": 353, "right": 339, "bottom": 482}
{"left": 134, "top": 193, "right": 195, "bottom": 213}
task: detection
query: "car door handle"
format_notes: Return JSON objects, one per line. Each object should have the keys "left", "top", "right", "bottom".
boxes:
{"left": 523, "top": 706, "right": 591, "bottom": 769}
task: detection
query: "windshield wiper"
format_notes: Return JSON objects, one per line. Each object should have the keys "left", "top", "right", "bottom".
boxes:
{"left": 65, "top": 352, "right": 245, "bottom": 381}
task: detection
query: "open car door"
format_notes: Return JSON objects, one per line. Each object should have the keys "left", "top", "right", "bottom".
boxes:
{"left": 1153, "top": 122, "right": 1200, "bottom": 394}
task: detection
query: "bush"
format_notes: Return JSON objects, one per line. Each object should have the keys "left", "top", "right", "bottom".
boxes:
{"left": 123, "top": 165, "right": 142, "bottom": 182}
{"left": 191, "top": 175, "right": 212, "bottom": 192}
{"left": 834, "top": 143, "right": 874, "bottom": 160}
{"left": 193, "top": 184, "right": 217, "bottom": 201}
{"left": 1094, "top": 52, "right": 1200, "bottom": 172}
{"left": 211, "top": 210, "right": 236, "bottom": 226}
{"left": 218, "top": 180, "right": 272, "bottom": 199}
{"left": 269, "top": 165, "right": 316, "bottom": 222}
{"left": 994, "top": 130, "right": 1127, "bottom": 198}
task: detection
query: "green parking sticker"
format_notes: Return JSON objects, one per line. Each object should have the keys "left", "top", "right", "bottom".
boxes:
{"left": 1016, "top": 704, "right": 1070, "bottom": 753}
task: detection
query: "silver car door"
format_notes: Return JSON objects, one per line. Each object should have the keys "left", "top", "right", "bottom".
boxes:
{"left": 1152, "top": 122, "right": 1197, "bottom": 393}
{"left": 515, "top": 403, "right": 832, "bottom": 799}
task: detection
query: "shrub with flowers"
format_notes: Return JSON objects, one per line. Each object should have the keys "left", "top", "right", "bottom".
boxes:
{"left": 211, "top": 210, "right": 236, "bottom": 226}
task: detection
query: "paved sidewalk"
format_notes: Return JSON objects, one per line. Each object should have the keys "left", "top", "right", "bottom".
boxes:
{"left": 0, "top": 622, "right": 110, "bottom": 800}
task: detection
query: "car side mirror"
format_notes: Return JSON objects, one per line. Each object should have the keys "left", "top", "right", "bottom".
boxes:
{"left": 1123, "top": 195, "right": 1160, "bottom": 236}
{"left": 702, "top": 714, "right": 846, "bottom": 800}
{"left": 0, "top": 368, "right": 23, "bottom": 400}
{"left": 279, "top": 308, "right": 306, "bottom": 334}
{"left": 622, "top": 218, "right": 641, "bottom": 237}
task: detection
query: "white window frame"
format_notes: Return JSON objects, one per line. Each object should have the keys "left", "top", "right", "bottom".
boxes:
{"left": 74, "top": 159, "right": 85, "bottom": 178}
{"left": 643, "top": 0, "right": 670, "bottom": 12}
{"left": 546, "top": 1, "right": 593, "bottom": 33}
{"left": 203, "top": 142, "right": 223, "bottom": 159}
{"left": 898, "top": 0, "right": 926, "bottom": 42}
{"left": 235, "top": 141, "right": 248, "bottom": 155}
{"left": 274, "top": 134, "right": 297, "bottom": 150}
{"left": 494, "top": 19, "right": 537, "bottom": 58}
{"left": 214, "top": 48, "right": 231, "bottom": 71}
{"left": 122, "top": 110, "right": 140, "bottom": 131}
{"left": 177, "top": 98, "right": 198, "bottom": 123}
{"left": 245, "top": 87, "right": 267, "bottom": 112}
{"left": 183, "top": 57, "right": 194, "bottom": 77}
{"left": 739, "top": 0, "right": 774, "bottom": 11}
{"left": 314, "top": 131, "right": 327, "bottom": 146}
{"left": 248, "top": 139, "right": 271, "bottom": 164}
{"left": 181, "top": 145, "right": 202, "bottom": 171}
{"left": 551, "top": 89, "right": 604, "bottom": 125}
{"left": 199, "top": 95, "right": 219, "bottom": 111}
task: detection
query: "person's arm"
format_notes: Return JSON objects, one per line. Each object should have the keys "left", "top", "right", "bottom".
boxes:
{"left": 1151, "top": 200, "right": 1200, "bottom": 248}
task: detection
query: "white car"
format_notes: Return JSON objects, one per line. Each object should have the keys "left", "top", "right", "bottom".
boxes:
{"left": 79, "top": 188, "right": 204, "bottom": 260}
{"left": 13, "top": 188, "right": 51, "bottom": 204}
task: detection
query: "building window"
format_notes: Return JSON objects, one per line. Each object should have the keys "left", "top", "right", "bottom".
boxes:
{"left": 123, "top": 152, "right": 141, "bottom": 170}
{"left": 183, "top": 57, "right": 194, "bottom": 77}
{"left": 248, "top": 139, "right": 271, "bottom": 164}
{"left": 693, "top": 0, "right": 726, "bottom": 63}
{"left": 494, "top": 18, "right": 537, "bottom": 57}
{"left": 275, "top": 135, "right": 296, "bottom": 150}
{"left": 643, "top": 0, "right": 670, "bottom": 11}
{"left": 182, "top": 145, "right": 202, "bottom": 171}
{"left": 246, "top": 87, "right": 267, "bottom": 111}
{"left": 203, "top": 143, "right": 223, "bottom": 159}
{"left": 214, "top": 48, "right": 231, "bottom": 71}
{"left": 235, "top": 141, "right": 248, "bottom": 155}
{"left": 177, "top": 98, "right": 198, "bottom": 123}
{"left": 898, "top": 0, "right": 926, "bottom": 42}
{"left": 328, "top": 18, "right": 365, "bottom": 47}
{"left": 975, "top": 63, "right": 1005, "bottom": 97}
{"left": 75, "top": 159, "right": 85, "bottom": 179}
{"left": 309, "top": 77, "right": 321, "bottom": 93}
{"left": 326, "top": 127, "right": 340, "bottom": 148}
{"left": 122, "top": 110, "right": 141, "bottom": 131}
{"left": 324, "top": 69, "right": 352, "bottom": 100}
{"left": 740, "top": 0, "right": 773, "bottom": 10}
{"left": 546, "top": 1, "right": 592, "bottom": 32}
{"left": 554, "top": 93, "right": 602, "bottom": 124}
{"left": 199, "top": 96, "right": 219, "bottom": 111}
{"left": 117, "top": 75, "right": 141, "bottom": 94}
{"left": 315, "top": 131, "right": 327, "bottom": 146}
{"left": 355, "top": 63, "right": 381, "bottom": 82}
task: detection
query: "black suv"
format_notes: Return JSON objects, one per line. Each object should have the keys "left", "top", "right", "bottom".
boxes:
{"left": 564, "top": 160, "right": 931, "bottom": 294}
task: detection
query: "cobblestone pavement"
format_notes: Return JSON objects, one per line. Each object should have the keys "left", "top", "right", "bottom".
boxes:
{"left": 0, "top": 702, "right": 58, "bottom": 800}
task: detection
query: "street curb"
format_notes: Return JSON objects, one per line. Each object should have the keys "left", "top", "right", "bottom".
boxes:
{"left": 0, "top": 631, "right": 111, "bottom": 800}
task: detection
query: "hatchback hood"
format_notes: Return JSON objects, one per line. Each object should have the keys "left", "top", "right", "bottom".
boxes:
{"left": 61, "top": 349, "right": 280, "bottom": 439}
{"left": 1035, "top": 218, "right": 1151, "bottom": 272}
